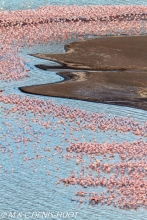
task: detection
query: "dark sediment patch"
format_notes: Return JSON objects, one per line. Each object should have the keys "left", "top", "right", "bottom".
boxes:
{"left": 30, "top": 35, "right": 147, "bottom": 71}
{"left": 21, "top": 35, "right": 147, "bottom": 110}
{"left": 1, "top": 13, "right": 147, "bottom": 28}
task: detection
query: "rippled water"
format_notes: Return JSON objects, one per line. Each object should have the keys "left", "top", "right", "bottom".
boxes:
{"left": 1, "top": 1, "right": 147, "bottom": 220}
{"left": 1, "top": 37, "right": 147, "bottom": 220}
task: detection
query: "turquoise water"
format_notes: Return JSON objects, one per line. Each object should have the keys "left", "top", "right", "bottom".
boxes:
{"left": 1, "top": 1, "right": 147, "bottom": 220}
{"left": 0, "top": 0, "right": 147, "bottom": 11}
{"left": 1, "top": 38, "right": 147, "bottom": 220}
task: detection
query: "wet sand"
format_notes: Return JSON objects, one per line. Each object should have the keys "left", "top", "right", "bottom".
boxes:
{"left": 20, "top": 35, "right": 147, "bottom": 110}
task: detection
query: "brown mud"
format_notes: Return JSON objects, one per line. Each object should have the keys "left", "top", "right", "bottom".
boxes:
{"left": 20, "top": 35, "right": 147, "bottom": 110}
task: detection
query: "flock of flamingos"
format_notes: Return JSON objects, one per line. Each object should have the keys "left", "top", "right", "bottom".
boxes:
{"left": 1, "top": 5, "right": 147, "bottom": 210}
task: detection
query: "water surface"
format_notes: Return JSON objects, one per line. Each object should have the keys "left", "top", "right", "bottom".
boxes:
{"left": 1, "top": 0, "right": 147, "bottom": 11}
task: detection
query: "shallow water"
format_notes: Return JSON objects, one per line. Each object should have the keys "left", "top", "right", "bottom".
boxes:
{"left": 1, "top": 37, "right": 147, "bottom": 220}
{"left": 1, "top": 0, "right": 147, "bottom": 11}
{"left": 1, "top": 1, "right": 147, "bottom": 220}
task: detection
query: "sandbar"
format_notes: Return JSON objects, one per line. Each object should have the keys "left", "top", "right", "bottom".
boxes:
{"left": 20, "top": 35, "right": 147, "bottom": 110}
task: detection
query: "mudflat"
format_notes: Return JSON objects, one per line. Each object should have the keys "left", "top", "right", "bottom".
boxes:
{"left": 20, "top": 35, "right": 147, "bottom": 110}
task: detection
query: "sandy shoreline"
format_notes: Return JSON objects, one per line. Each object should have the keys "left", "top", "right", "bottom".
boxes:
{"left": 21, "top": 35, "right": 147, "bottom": 110}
